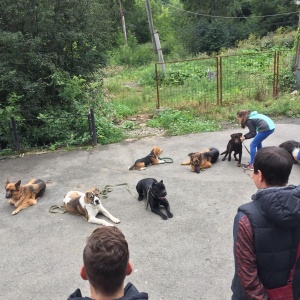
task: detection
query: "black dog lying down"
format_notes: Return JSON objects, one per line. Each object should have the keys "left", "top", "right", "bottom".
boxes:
{"left": 221, "top": 133, "right": 243, "bottom": 166}
{"left": 279, "top": 140, "right": 300, "bottom": 163}
{"left": 136, "top": 178, "right": 173, "bottom": 220}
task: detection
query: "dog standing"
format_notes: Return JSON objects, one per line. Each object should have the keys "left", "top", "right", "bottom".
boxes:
{"left": 63, "top": 188, "right": 120, "bottom": 226}
{"left": 5, "top": 178, "right": 46, "bottom": 215}
{"left": 128, "top": 147, "right": 164, "bottom": 171}
{"left": 181, "top": 147, "right": 219, "bottom": 173}
{"left": 220, "top": 133, "right": 243, "bottom": 166}
{"left": 279, "top": 140, "right": 300, "bottom": 163}
{"left": 136, "top": 178, "right": 173, "bottom": 220}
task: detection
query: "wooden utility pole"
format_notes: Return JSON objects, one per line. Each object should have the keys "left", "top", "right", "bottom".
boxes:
{"left": 119, "top": 0, "right": 127, "bottom": 45}
{"left": 145, "top": 0, "right": 166, "bottom": 75}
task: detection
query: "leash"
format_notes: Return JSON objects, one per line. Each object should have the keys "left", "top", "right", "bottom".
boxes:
{"left": 99, "top": 183, "right": 134, "bottom": 198}
{"left": 49, "top": 204, "right": 67, "bottom": 213}
{"left": 242, "top": 142, "right": 250, "bottom": 154}
{"left": 158, "top": 157, "right": 173, "bottom": 163}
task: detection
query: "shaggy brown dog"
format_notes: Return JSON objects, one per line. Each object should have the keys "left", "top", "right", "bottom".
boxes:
{"left": 128, "top": 146, "right": 164, "bottom": 171}
{"left": 5, "top": 178, "right": 46, "bottom": 215}
{"left": 181, "top": 147, "right": 219, "bottom": 173}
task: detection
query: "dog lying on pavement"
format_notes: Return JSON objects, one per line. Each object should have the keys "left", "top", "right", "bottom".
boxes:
{"left": 5, "top": 178, "right": 46, "bottom": 215}
{"left": 128, "top": 146, "right": 165, "bottom": 171}
{"left": 181, "top": 147, "right": 219, "bottom": 173}
{"left": 279, "top": 140, "right": 300, "bottom": 163}
{"left": 220, "top": 133, "right": 243, "bottom": 166}
{"left": 136, "top": 178, "right": 173, "bottom": 220}
{"left": 63, "top": 188, "right": 120, "bottom": 226}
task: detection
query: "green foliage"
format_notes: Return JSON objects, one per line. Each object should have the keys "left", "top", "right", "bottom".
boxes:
{"left": 147, "top": 109, "right": 221, "bottom": 135}
{"left": 108, "top": 33, "right": 156, "bottom": 66}
{"left": 0, "top": 0, "right": 117, "bottom": 120}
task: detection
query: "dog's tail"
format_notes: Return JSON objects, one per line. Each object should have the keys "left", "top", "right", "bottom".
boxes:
{"left": 128, "top": 164, "right": 136, "bottom": 170}
{"left": 220, "top": 151, "right": 226, "bottom": 155}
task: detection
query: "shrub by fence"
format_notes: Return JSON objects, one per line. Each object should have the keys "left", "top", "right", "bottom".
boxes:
{"left": 0, "top": 108, "right": 97, "bottom": 153}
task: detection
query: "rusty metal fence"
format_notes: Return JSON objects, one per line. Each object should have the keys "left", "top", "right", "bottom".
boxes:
{"left": 155, "top": 50, "right": 294, "bottom": 109}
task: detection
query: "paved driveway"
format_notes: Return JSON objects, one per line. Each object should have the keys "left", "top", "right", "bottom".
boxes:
{"left": 0, "top": 124, "right": 300, "bottom": 300}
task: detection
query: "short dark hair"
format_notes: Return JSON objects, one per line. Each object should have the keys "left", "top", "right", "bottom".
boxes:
{"left": 253, "top": 146, "right": 293, "bottom": 186}
{"left": 83, "top": 227, "right": 129, "bottom": 296}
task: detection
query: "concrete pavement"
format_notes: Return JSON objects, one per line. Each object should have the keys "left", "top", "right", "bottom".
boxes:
{"left": 0, "top": 123, "right": 300, "bottom": 300}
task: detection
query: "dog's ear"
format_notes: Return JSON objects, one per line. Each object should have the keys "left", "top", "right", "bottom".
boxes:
{"left": 230, "top": 134, "right": 234, "bottom": 138}
{"left": 238, "top": 133, "right": 243, "bottom": 137}
{"left": 6, "top": 179, "right": 10, "bottom": 185}
{"left": 160, "top": 180, "right": 163, "bottom": 184}
{"left": 93, "top": 188, "right": 101, "bottom": 195}
{"left": 15, "top": 180, "right": 21, "bottom": 189}
{"left": 188, "top": 152, "right": 195, "bottom": 157}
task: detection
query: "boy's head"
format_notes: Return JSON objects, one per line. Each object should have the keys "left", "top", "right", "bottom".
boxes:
{"left": 253, "top": 146, "right": 293, "bottom": 187}
{"left": 80, "top": 226, "right": 132, "bottom": 297}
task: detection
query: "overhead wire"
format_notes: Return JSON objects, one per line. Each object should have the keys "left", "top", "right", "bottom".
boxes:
{"left": 156, "top": 0, "right": 299, "bottom": 20}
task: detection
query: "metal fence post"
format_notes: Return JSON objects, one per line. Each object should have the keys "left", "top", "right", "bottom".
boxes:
{"left": 89, "top": 108, "right": 97, "bottom": 146}
{"left": 10, "top": 117, "right": 21, "bottom": 152}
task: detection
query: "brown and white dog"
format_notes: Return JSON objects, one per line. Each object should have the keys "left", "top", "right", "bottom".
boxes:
{"left": 63, "top": 188, "right": 120, "bottom": 226}
{"left": 128, "top": 146, "right": 165, "bottom": 171}
{"left": 5, "top": 178, "right": 46, "bottom": 215}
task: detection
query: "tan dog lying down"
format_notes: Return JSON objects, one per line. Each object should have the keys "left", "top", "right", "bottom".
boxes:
{"left": 128, "top": 146, "right": 165, "bottom": 171}
{"left": 181, "top": 147, "right": 219, "bottom": 173}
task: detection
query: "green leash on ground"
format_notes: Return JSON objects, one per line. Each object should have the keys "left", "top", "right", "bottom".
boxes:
{"left": 158, "top": 157, "right": 173, "bottom": 163}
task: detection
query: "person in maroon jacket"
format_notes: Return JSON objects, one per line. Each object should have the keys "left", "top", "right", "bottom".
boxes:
{"left": 68, "top": 226, "right": 148, "bottom": 300}
{"left": 231, "top": 146, "right": 300, "bottom": 300}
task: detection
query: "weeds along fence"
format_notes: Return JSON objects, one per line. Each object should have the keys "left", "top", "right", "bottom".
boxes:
{"left": 155, "top": 50, "right": 294, "bottom": 109}
{"left": 0, "top": 108, "right": 97, "bottom": 153}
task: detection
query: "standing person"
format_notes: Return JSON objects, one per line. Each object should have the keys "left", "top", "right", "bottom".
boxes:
{"left": 231, "top": 146, "right": 300, "bottom": 300}
{"left": 236, "top": 110, "right": 275, "bottom": 171}
{"left": 68, "top": 226, "right": 148, "bottom": 300}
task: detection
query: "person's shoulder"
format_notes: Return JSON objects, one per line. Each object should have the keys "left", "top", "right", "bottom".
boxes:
{"left": 122, "top": 282, "right": 148, "bottom": 300}
{"left": 67, "top": 288, "right": 92, "bottom": 300}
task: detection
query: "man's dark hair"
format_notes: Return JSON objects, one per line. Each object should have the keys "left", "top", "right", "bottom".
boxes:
{"left": 83, "top": 226, "right": 129, "bottom": 296}
{"left": 253, "top": 146, "right": 293, "bottom": 186}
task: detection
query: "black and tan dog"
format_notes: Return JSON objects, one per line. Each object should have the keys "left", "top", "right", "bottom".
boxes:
{"left": 63, "top": 188, "right": 120, "bottom": 226}
{"left": 181, "top": 147, "right": 219, "bottom": 173}
{"left": 129, "top": 146, "right": 164, "bottom": 171}
{"left": 136, "top": 178, "right": 173, "bottom": 220}
{"left": 5, "top": 178, "right": 46, "bottom": 215}
{"left": 279, "top": 140, "right": 300, "bottom": 163}
{"left": 221, "top": 133, "right": 243, "bottom": 166}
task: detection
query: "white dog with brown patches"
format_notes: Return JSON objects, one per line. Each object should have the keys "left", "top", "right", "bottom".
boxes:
{"left": 63, "top": 188, "right": 120, "bottom": 226}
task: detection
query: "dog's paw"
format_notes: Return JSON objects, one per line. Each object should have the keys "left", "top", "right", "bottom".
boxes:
{"left": 222, "top": 158, "right": 226, "bottom": 161}
{"left": 167, "top": 212, "right": 173, "bottom": 218}
{"left": 112, "top": 218, "right": 120, "bottom": 224}
{"left": 12, "top": 209, "right": 19, "bottom": 215}
{"left": 161, "top": 214, "right": 168, "bottom": 220}
{"left": 8, "top": 199, "right": 14, "bottom": 205}
{"left": 138, "top": 196, "right": 143, "bottom": 201}
{"left": 158, "top": 159, "right": 165, "bottom": 164}
{"left": 237, "top": 163, "right": 242, "bottom": 167}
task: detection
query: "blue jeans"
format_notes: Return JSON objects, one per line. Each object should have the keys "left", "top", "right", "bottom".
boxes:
{"left": 249, "top": 129, "right": 274, "bottom": 165}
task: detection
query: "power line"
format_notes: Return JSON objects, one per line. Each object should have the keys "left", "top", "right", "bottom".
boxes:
{"left": 156, "top": 0, "right": 299, "bottom": 20}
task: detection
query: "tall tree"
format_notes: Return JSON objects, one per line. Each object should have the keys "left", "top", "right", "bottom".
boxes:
{"left": 0, "top": 0, "right": 118, "bottom": 118}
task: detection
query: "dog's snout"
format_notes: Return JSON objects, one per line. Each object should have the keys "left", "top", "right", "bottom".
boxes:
{"left": 95, "top": 200, "right": 100, "bottom": 205}
{"left": 5, "top": 193, "right": 12, "bottom": 199}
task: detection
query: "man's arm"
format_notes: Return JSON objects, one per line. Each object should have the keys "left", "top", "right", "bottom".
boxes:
{"left": 234, "top": 212, "right": 268, "bottom": 300}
